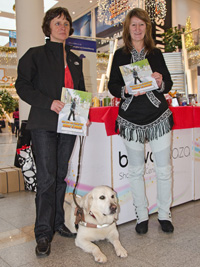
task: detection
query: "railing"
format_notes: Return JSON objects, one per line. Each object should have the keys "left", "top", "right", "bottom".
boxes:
{"left": 181, "top": 28, "right": 200, "bottom": 95}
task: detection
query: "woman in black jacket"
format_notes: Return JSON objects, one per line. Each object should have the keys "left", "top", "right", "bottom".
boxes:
{"left": 16, "top": 7, "right": 86, "bottom": 257}
{"left": 108, "top": 8, "right": 174, "bottom": 235}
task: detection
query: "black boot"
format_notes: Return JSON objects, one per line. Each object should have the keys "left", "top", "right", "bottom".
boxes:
{"left": 35, "top": 237, "right": 51, "bottom": 257}
{"left": 158, "top": 220, "right": 174, "bottom": 233}
{"left": 56, "top": 224, "right": 76, "bottom": 237}
{"left": 135, "top": 220, "right": 148, "bottom": 234}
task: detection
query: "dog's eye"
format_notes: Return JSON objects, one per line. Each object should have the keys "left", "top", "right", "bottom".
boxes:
{"left": 99, "top": 195, "right": 105, "bottom": 200}
{"left": 111, "top": 195, "right": 114, "bottom": 198}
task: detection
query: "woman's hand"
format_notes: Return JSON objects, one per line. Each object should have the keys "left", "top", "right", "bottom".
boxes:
{"left": 125, "top": 86, "right": 146, "bottom": 97}
{"left": 86, "top": 119, "right": 91, "bottom": 127}
{"left": 152, "top": 72, "right": 163, "bottom": 88}
{"left": 51, "top": 100, "right": 65, "bottom": 114}
{"left": 134, "top": 91, "right": 146, "bottom": 97}
{"left": 125, "top": 86, "right": 128, "bottom": 94}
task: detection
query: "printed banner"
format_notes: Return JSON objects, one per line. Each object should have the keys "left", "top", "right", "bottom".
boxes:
{"left": 66, "top": 123, "right": 194, "bottom": 225}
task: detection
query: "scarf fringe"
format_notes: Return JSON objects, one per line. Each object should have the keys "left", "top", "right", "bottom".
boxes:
{"left": 116, "top": 115, "right": 173, "bottom": 144}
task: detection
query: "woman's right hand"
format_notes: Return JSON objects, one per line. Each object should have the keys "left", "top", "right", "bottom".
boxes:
{"left": 51, "top": 100, "right": 65, "bottom": 114}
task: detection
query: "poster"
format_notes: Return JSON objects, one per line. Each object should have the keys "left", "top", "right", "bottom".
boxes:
{"left": 66, "top": 37, "right": 97, "bottom": 94}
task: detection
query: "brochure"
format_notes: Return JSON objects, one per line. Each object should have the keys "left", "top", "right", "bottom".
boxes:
{"left": 119, "top": 59, "right": 158, "bottom": 95}
{"left": 57, "top": 88, "right": 92, "bottom": 136}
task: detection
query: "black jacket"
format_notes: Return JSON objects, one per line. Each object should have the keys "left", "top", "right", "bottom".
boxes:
{"left": 108, "top": 47, "right": 173, "bottom": 142}
{"left": 15, "top": 39, "right": 85, "bottom": 131}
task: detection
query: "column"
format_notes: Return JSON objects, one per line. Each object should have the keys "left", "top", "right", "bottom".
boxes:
{"left": 15, "top": 0, "right": 45, "bottom": 122}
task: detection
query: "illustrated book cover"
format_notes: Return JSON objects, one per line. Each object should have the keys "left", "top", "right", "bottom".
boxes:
{"left": 119, "top": 59, "right": 158, "bottom": 95}
{"left": 57, "top": 88, "right": 92, "bottom": 136}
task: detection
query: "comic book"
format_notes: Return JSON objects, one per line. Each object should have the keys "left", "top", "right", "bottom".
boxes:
{"left": 57, "top": 88, "right": 92, "bottom": 136}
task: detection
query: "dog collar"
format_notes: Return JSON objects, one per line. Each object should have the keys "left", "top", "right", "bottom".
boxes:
{"left": 79, "top": 221, "right": 114, "bottom": 229}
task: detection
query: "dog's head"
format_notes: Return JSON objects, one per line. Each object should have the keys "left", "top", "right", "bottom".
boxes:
{"left": 80, "top": 186, "right": 119, "bottom": 224}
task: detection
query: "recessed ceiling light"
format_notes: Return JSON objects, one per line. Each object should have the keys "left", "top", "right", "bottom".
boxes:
{"left": 72, "top": 11, "right": 75, "bottom": 14}
{"left": 89, "top": 0, "right": 93, "bottom": 3}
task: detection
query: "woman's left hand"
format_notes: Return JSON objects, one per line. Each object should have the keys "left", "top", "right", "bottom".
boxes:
{"left": 86, "top": 119, "right": 91, "bottom": 127}
{"left": 152, "top": 72, "right": 162, "bottom": 88}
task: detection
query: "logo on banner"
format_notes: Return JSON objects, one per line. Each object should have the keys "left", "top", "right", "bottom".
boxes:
{"left": 118, "top": 150, "right": 155, "bottom": 181}
{"left": 172, "top": 146, "right": 190, "bottom": 159}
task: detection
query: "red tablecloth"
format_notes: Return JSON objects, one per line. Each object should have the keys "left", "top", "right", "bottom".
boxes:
{"left": 89, "top": 106, "right": 200, "bottom": 136}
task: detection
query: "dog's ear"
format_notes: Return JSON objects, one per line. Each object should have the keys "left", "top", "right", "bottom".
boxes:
{"left": 80, "top": 192, "right": 93, "bottom": 213}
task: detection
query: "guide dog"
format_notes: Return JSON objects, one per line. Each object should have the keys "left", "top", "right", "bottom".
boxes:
{"left": 64, "top": 185, "right": 128, "bottom": 263}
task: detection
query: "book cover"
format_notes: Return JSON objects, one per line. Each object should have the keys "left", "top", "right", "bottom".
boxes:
{"left": 119, "top": 59, "right": 158, "bottom": 95}
{"left": 57, "top": 88, "right": 92, "bottom": 136}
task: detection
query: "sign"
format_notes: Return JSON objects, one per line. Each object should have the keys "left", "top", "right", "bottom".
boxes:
{"left": 145, "top": 0, "right": 172, "bottom": 51}
{"left": 66, "top": 37, "right": 97, "bottom": 93}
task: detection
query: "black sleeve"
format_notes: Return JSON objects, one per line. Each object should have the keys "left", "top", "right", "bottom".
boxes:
{"left": 15, "top": 48, "right": 53, "bottom": 109}
{"left": 108, "top": 49, "right": 125, "bottom": 98}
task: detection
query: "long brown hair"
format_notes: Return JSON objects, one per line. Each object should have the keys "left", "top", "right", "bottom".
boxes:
{"left": 122, "top": 8, "right": 155, "bottom": 54}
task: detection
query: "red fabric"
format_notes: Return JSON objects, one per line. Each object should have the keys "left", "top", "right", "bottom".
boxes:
{"left": 64, "top": 65, "right": 74, "bottom": 89}
{"left": 169, "top": 106, "right": 194, "bottom": 130}
{"left": 193, "top": 106, "right": 200, "bottom": 128}
{"left": 89, "top": 106, "right": 200, "bottom": 136}
{"left": 89, "top": 107, "right": 118, "bottom": 135}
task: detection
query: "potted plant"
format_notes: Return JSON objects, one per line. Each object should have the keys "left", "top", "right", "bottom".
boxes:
{"left": 0, "top": 89, "right": 18, "bottom": 119}
{"left": 161, "top": 26, "right": 185, "bottom": 52}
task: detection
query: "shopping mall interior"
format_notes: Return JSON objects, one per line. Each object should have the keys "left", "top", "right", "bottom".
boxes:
{"left": 1, "top": 0, "right": 200, "bottom": 266}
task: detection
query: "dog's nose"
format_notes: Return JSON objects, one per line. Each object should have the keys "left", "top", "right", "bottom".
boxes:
{"left": 110, "top": 204, "right": 117, "bottom": 214}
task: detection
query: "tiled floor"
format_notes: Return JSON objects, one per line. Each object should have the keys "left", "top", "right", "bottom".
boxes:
{"left": 1, "top": 130, "right": 200, "bottom": 267}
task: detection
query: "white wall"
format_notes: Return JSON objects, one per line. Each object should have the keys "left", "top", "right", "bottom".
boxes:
{"left": 172, "top": 0, "right": 200, "bottom": 29}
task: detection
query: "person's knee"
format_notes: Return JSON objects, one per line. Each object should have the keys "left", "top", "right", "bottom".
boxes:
{"left": 156, "top": 165, "right": 172, "bottom": 181}
{"left": 128, "top": 164, "right": 145, "bottom": 179}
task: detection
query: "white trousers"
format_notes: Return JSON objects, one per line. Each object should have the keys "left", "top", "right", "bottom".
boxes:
{"left": 123, "top": 131, "right": 172, "bottom": 223}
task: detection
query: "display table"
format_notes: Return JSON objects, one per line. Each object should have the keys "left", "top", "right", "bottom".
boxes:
{"left": 89, "top": 106, "right": 200, "bottom": 135}
{"left": 66, "top": 106, "right": 200, "bottom": 224}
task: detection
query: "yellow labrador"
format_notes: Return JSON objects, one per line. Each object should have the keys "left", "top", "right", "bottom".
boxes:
{"left": 64, "top": 185, "right": 127, "bottom": 263}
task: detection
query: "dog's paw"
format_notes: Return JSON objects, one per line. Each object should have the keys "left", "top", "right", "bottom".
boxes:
{"left": 116, "top": 246, "right": 128, "bottom": 258}
{"left": 94, "top": 252, "right": 107, "bottom": 263}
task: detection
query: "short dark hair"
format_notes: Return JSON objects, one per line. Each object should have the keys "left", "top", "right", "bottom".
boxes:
{"left": 123, "top": 8, "right": 155, "bottom": 54}
{"left": 42, "top": 7, "right": 74, "bottom": 37}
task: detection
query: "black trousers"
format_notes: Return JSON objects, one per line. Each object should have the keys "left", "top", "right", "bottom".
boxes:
{"left": 31, "top": 129, "right": 76, "bottom": 242}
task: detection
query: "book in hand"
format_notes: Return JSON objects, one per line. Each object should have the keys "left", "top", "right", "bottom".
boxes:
{"left": 119, "top": 59, "right": 158, "bottom": 95}
{"left": 57, "top": 88, "right": 92, "bottom": 136}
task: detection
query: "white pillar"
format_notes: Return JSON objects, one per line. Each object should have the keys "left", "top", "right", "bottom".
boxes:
{"left": 15, "top": 0, "right": 45, "bottom": 122}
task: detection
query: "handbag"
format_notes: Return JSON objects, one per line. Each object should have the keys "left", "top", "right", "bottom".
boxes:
{"left": 17, "top": 145, "right": 37, "bottom": 192}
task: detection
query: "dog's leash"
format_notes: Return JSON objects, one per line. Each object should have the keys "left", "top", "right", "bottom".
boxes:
{"left": 73, "top": 136, "right": 85, "bottom": 230}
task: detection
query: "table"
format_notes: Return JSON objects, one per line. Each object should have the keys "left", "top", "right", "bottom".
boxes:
{"left": 66, "top": 106, "right": 200, "bottom": 224}
{"left": 89, "top": 106, "right": 200, "bottom": 135}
